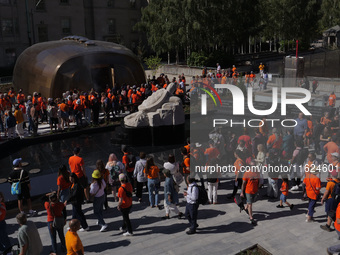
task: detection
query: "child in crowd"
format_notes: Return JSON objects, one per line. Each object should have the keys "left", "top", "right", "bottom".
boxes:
{"left": 277, "top": 177, "right": 294, "bottom": 210}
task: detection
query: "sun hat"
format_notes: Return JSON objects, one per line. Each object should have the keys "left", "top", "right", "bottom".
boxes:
{"left": 92, "top": 170, "right": 101, "bottom": 179}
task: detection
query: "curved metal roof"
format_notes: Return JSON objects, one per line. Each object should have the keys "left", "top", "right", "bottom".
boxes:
{"left": 13, "top": 38, "right": 145, "bottom": 97}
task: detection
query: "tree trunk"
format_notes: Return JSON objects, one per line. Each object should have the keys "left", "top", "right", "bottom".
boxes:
{"left": 269, "top": 39, "right": 272, "bottom": 51}
{"left": 176, "top": 49, "right": 179, "bottom": 65}
{"left": 249, "top": 36, "right": 251, "bottom": 54}
{"left": 168, "top": 51, "right": 170, "bottom": 65}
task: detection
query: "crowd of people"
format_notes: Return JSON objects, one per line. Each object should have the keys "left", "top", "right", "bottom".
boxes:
{"left": 0, "top": 74, "right": 188, "bottom": 140}
{"left": 1, "top": 65, "right": 340, "bottom": 255}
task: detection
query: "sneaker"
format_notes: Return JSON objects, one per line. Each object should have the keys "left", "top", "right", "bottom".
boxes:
{"left": 290, "top": 204, "right": 294, "bottom": 210}
{"left": 320, "top": 224, "right": 331, "bottom": 232}
{"left": 290, "top": 185, "right": 299, "bottom": 191}
{"left": 123, "top": 232, "right": 133, "bottom": 236}
{"left": 28, "top": 210, "right": 37, "bottom": 217}
{"left": 186, "top": 229, "right": 196, "bottom": 235}
{"left": 306, "top": 219, "right": 314, "bottom": 223}
{"left": 276, "top": 205, "right": 284, "bottom": 208}
{"left": 250, "top": 219, "right": 257, "bottom": 226}
{"left": 100, "top": 225, "right": 108, "bottom": 232}
{"left": 79, "top": 227, "right": 90, "bottom": 232}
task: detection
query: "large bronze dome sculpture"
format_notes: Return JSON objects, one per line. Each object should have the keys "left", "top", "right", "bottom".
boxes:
{"left": 13, "top": 36, "right": 145, "bottom": 97}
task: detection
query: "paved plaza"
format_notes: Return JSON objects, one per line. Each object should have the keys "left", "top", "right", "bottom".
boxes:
{"left": 3, "top": 175, "right": 338, "bottom": 255}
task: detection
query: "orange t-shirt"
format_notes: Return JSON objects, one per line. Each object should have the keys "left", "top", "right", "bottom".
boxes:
{"left": 118, "top": 183, "right": 133, "bottom": 208}
{"left": 335, "top": 203, "right": 340, "bottom": 232}
{"left": 57, "top": 175, "right": 72, "bottom": 191}
{"left": 326, "top": 179, "right": 340, "bottom": 199}
{"left": 144, "top": 165, "right": 159, "bottom": 179}
{"left": 267, "top": 134, "right": 283, "bottom": 149}
{"left": 60, "top": 103, "right": 68, "bottom": 112}
{"left": 242, "top": 171, "right": 259, "bottom": 194}
{"left": 44, "top": 201, "right": 65, "bottom": 222}
{"left": 329, "top": 94, "right": 336, "bottom": 107}
{"left": 321, "top": 117, "right": 332, "bottom": 126}
{"left": 303, "top": 175, "right": 321, "bottom": 200}
{"left": 204, "top": 147, "right": 220, "bottom": 165}
{"left": 122, "top": 153, "right": 134, "bottom": 173}
{"left": 65, "top": 230, "right": 84, "bottom": 255}
{"left": 281, "top": 181, "right": 288, "bottom": 196}
{"left": 68, "top": 156, "right": 84, "bottom": 178}
{"left": 183, "top": 156, "right": 190, "bottom": 174}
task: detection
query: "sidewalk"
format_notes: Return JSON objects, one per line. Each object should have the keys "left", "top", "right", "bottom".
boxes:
{"left": 3, "top": 178, "right": 337, "bottom": 255}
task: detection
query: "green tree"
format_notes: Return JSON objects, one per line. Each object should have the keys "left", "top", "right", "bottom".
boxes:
{"left": 319, "top": 0, "right": 340, "bottom": 31}
{"left": 144, "top": 55, "right": 162, "bottom": 76}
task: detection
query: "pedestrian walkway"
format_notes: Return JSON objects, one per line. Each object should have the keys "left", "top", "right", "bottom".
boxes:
{"left": 3, "top": 178, "right": 337, "bottom": 255}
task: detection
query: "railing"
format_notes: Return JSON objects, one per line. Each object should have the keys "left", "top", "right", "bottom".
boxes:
{"left": 0, "top": 76, "right": 13, "bottom": 84}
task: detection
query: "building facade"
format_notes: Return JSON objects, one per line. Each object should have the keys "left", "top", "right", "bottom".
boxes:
{"left": 0, "top": 0, "right": 147, "bottom": 69}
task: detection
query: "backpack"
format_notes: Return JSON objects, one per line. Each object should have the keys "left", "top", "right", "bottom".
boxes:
{"left": 127, "top": 154, "right": 137, "bottom": 169}
{"left": 110, "top": 164, "right": 121, "bottom": 181}
{"left": 11, "top": 170, "right": 23, "bottom": 195}
{"left": 192, "top": 184, "right": 208, "bottom": 205}
{"left": 294, "top": 148, "right": 309, "bottom": 165}
{"left": 331, "top": 181, "right": 340, "bottom": 203}
{"left": 121, "top": 186, "right": 132, "bottom": 198}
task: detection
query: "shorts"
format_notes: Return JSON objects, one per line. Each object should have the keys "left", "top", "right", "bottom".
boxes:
{"left": 280, "top": 193, "right": 287, "bottom": 203}
{"left": 17, "top": 185, "right": 31, "bottom": 200}
{"left": 78, "top": 175, "right": 89, "bottom": 188}
{"left": 325, "top": 198, "right": 336, "bottom": 214}
{"left": 60, "top": 111, "right": 69, "bottom": 120}
{"left": 246, "top": 193, "right": 256, "bottom": 204}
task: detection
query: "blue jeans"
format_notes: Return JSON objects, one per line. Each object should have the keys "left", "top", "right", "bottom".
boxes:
{"left": 59, "top": 189, "right": 69, "bottom": 203}
{"left": 147, "top": 178, "right": 159, "bottom": 206}
{"left": 47, "top": 221, "right": 66, "bottom": 253}
{"left": 320, "top": 141, "right": 327, "bottom": 162}
{"left": 308, "top": 199, "right": 317, "bottom": 217}
{"left": 93, "top": 195, "right": 105, "bottom": 226}
{"left": 0, "top": 220, "right": 11, "bottom": 252}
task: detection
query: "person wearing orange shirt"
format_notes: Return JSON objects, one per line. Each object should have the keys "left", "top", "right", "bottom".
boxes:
{"left": 144, "top": 157, "right": 160, "bottom": 208}
{"left": 305, "top": 116, "right": 313, "bottom": 147}
{"left": 65, "top": 219, "right": 84, "bottom": 255}
{"left": 329, "top": 92, "right": 336, "bottom": 107}
{"left": 321, "top": 175, "right": 340, "bottom": 232}
{"left": 277, "top": 177, "right": 294, "bottom": 210}
{"left": 267, "top": 128, "right": 283, "bottom": 150}
{"left": 241, "top": 165, "right": 260, "bottom": 225}
{"left": 204, "top": 140, "right": 220, "bottom": 166}
{"left": 327, "top": 202, "right": 340, "bottom": 254}
{"left": 0, "top": 192, "right": 12, "bottom": 253}
{"left": 69, "top": 147, "right": 90, "bottom": 202}
{"left": 117, "top": 173, "right": 133, "bottom": 236}
{"left": 321, "top": 112, "right": 332, "bottom": 126}
{"left": 303, "top": 167, "right": 321, "bottom": 222}
{"left": 181, "top": 147, "right": 190, "bottom": 187}
{"left": 16, "top": 89, "right": 25, "bottom": 104}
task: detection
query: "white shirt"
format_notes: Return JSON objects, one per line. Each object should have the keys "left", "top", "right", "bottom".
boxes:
{"left": 90, "top": 179, "right": 106, "bottom": 197}
{"left": 134, "top": 159, "right": 147, "bottom": 183}
{"left": 186, "top": 182, "right": 199, "bottom": 204}
{"left": 163, "top": 162, "right": 179, "bottom": 175}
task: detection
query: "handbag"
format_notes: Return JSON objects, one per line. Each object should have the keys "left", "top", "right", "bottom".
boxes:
{"left": 11, "top": 170, "right": 23, "bottom": 195}
{"left": 50, "top": 203, "right": 64, "bottom": 229}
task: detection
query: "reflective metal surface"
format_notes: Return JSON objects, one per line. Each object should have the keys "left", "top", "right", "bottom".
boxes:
{"left": 13, "top": 38, "right": 146, "bottom": 97}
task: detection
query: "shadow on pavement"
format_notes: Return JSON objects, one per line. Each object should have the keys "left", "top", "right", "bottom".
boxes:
{"left": 85, "top": 240, "right": 131, "bottom": 252}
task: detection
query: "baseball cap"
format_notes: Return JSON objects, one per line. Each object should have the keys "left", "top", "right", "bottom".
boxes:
{"left": 119, "top": 173, "right": 126, "bottom": 181}
{"left": 13, "top": 158, "right": 22, "bottom": 167}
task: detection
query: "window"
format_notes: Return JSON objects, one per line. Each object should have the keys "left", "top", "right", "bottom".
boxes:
{"left": 5, "top": 48, "right": 16, "bottom": 65}
{"left": 2, "top": 19, "right": 14, "bottom": 36}
{"left": 60, "top": 0, "right": 69, "bottom": 4}
{"left": 107, "top": 19, "right": 115, "bottom": 34}
{"left": 61, "top": 17, "right": 71, "bottom": 34}
{"left": 107, "top": 0, "right": 114, "bottom": 7}
{"left": 35, "top": 0, "right": 46, "bottom": 11}
{"left": 130, "top": 0, "right": 136, "bottom": 8}
{"left": 38, "top": 25, "right": 48, "bottom": 42}
{"left": 0, "top": 0, "right": 10, "bottom": 5}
